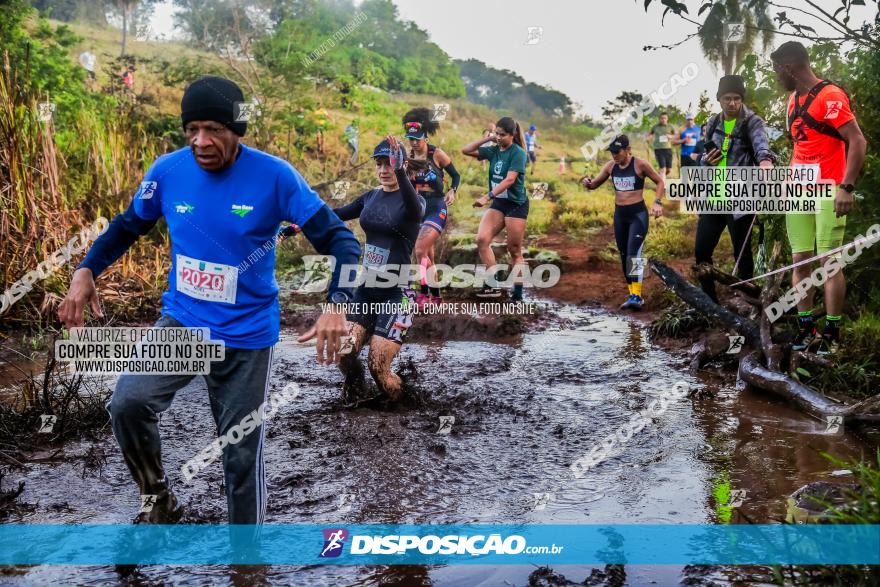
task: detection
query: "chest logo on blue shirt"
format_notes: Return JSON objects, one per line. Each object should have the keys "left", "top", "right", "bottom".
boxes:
{"left": 174, "top": 201, "right": 194, "bottom": 214}
{"left": 231, "top": 204, "right": 254, "bottom": 218}
{"left": 493, "top": 161, "right": 503, "bottom": 174}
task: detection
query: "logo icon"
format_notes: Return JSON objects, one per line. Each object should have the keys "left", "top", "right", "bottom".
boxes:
{"left": 532, "top": 492, "right": 553, "bottom": 511}
{"left": 38, "top": 102, "right": 56, "bottom": 122}
{"left": 38, "top": 414, "right": 57, "bottom": 434}
{"left": 628, "top": 257, "right": 646, "bottom": 278}
{"left": 174, "top": 202, "right": 194, "bottom": 214}
{"left": 320, "top": 528, "right": 349, "bottom": 558}
{"left": 825, "top": 415, "right": 843, "bottom": 434}
{"left": 437, "top": 415, "right": 455, "bottom": 435}
{"left": 231, "top": 204, "right": 254, "bottom": 218}
{"left": 823, "top": 100, "right": 843, "bottom": 120}
{"left": 139, "top": 494, "right": 157, "bottom": 513}
{"left": 726, "top": 335, "right": 745, "bottom": 354}
{"left": 525, "top": 26, "right": 543, "bottom": 45}
{"left": 234, "top": 100, "right": 261, "bottom": 122}
{"left": 338, "top": 493, "right": 355, "bottom": 513}
{"left": 332, "top": 181, "right": 350, "bottom": 200}
{"left": 493, "top": 161, "right": 503, "bottom": 174}
{"left": 723, "top": 23, "right": 745, "bottom": 43}
{"left": 432, "top": 103, "right": 450, "bottom": 122}
{"left": 296, "top": 255, "right": 336, "bottom": 293}
{"left": 728, "top": 489, "right": 746, "bottom": 508}
{"left": 531, "top": 182, "right": 549, "bottom": 200}
{"left": 136, "top": 181, "right": 157, "bottom": 200}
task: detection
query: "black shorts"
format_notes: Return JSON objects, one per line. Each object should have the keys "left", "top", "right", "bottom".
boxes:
{"left": 346, "top": 287, "right": 416, "bottom": 345}
{"left": 421, "top": 196, "right": 448, "bottom": 233}
{"left": 489, "top": 198, "right": 529, "bottom": 219}
{"left": 654, "top": 149, "right": 673, "bottom": 169}
{"left": 527, "top": 151, "right": 537, "bottom": 163}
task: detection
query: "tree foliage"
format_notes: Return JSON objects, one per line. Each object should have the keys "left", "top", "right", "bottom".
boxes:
{"left": 456, "top": 58, "right": 573, "bottom": 120}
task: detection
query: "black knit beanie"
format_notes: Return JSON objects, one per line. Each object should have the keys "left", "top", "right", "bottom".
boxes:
{"left": 717, "top": 75, "right": 746, "bottom": 100}
{"left": 180, "top": 76, "right": 247, "bottom": 136}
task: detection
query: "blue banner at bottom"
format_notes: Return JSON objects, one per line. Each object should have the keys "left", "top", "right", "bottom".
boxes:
{"left": 0, "top": 524, "right": 877, "bottom": 565}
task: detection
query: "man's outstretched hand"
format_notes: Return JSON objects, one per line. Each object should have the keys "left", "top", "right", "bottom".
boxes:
{"left": 298, "top": 306, "right": 349, "bottom": 365}
{"left": 58, "top": 268, "right": 103, "bottom": 328}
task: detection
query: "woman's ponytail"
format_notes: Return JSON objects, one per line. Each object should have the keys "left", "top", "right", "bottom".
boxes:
{"left": 513, "top": 121, "right": 525, "bottom": 149}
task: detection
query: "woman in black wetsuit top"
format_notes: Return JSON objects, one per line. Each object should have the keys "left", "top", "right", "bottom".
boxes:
{"left": 333, "top": 136, "right": 425, "bottom": 401}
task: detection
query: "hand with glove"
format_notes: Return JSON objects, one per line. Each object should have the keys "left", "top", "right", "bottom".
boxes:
{"left": 385, "top": 135, "right": 407, "bottom": 172}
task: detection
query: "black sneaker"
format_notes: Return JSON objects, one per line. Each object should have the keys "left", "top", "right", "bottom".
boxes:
{"left": 133, "top": 488, "right": 183, "bottom": 524}
{"left": 814, "top": 332, "right": 840, "bottom": 357}
{"left": 792, "top": 324, "right": 817, "bottom": 351}
{"left": 475, "top": 285, "right": 502, "bottom": 298}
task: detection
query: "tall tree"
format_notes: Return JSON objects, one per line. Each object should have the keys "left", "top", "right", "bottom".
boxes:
{"left": 697, "top": 0, "right": 774, "bottom": 74}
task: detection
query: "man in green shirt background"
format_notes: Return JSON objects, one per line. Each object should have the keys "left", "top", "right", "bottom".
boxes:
{"left": 647, "top": 112, "right": 676, "bottom": 178}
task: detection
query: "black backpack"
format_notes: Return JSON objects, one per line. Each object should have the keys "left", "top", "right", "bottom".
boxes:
{"left": 787, "top": 79, "right": 850, "bottom": 144}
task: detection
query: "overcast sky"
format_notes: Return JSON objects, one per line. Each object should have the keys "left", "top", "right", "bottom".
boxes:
{"left": 148, "top": 0, "right": 875, "bottom": 117}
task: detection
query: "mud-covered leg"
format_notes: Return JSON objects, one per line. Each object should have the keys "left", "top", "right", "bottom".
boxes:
{"left": 339, "top": 322, "right": 370, "bottom": 401}
{"left": 367, "top": 336, "right": 404, "bottom": 400}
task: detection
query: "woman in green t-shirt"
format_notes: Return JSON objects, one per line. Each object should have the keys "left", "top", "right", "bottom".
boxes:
{"left": 462, "top": 117, "right": 529, "bottom": 300}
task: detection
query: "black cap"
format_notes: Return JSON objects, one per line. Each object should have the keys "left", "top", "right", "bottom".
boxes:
{"left": 717, "top": 74, "right": 746, "bottom": 100}
{"left": 181, "top": 76, "right": 247, "bottom": 136}
{"left": 606, "top": 135, "right": 629, "bottom": 154}
{"left": 372, "top": 138, "right": 406, "bottom": 163}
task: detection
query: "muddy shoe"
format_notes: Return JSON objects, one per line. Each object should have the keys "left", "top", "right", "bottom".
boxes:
{"left": 792, "top": 325, "right": 817, "bottom": 351}
{"left": 814, "top": 333, "right": 840, "bottom": 357}
{"left": 132, "top": 488, "right": 183, "bottom": 524}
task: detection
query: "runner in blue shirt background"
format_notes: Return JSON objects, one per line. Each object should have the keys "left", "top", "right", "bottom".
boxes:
{"left": 673, "top": 113, "right": 702, "bottom": 171}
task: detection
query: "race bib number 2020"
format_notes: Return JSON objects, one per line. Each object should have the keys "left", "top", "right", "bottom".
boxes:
{"left": 175, "top": 254, "right": 238, "bottom": 303}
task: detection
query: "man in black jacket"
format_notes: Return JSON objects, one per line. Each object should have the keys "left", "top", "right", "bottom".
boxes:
{"left": 695, "top": 74, "right": 776, "bottom": 302}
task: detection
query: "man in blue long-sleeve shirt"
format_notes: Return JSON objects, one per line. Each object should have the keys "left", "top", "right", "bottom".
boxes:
{"left": 57, "top": 76, "right": 360, "bottom": 525}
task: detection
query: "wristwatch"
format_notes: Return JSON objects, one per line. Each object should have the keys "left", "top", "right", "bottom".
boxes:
{"left": 839, "top": 183, "right": 855, "bottom": 193}
{"left": 654, "top": 198, "right": 662, "bottom": 205}
{"left": 329, "top": 291, "right": 351, "bottom": 305}
{"left": 487, "top": 191, "right": 495, "bottom": 200}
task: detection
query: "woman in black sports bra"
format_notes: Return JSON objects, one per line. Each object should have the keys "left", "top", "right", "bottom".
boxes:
{"left": 402, "top": 108, "right": 461, "bottom": 308}
{"left": 580, "top": 134, "right": 665, "bottom": 310}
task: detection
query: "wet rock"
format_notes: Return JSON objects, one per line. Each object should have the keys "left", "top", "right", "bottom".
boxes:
{"left": 785, "top": 480, "right": 860, "bottom": 523}
{"left": 528, "top": 566, "right": 581, "bottom": 586}
{"left": 531, "top": 250, "right": 563, "bottom": 267}
{"left": 689, "top": 331, "right": 733, "bottom": 373}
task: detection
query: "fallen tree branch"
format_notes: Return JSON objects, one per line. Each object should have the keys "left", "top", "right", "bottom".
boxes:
{"left": 655, "top": 256, "right": 880, "bottom": 427}
{"left": 739, "top": 351, "right": 847, "bottom": 418}
{"left": 650, "top": 259, "right": 760, "bottom": 346}
{"left": 692, "top": 263, "right": 762, "bottom": 298}
{"left": 758, "top": 243, "right": 785, "bottom": 371}
{"left": 739, "top": 352, "right": 880, "bottom": 424}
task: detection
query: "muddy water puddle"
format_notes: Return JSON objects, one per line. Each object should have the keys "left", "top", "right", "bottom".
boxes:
{"left": 0, "top": 305, "right": 873, "bottom": 586}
